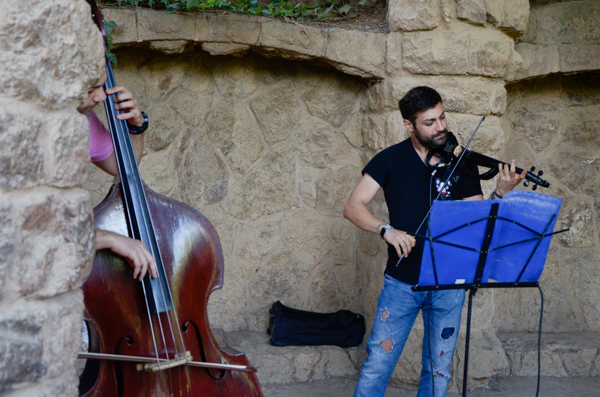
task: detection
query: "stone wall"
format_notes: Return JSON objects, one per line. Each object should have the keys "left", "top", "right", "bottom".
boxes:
{"left": 0, "top": 0, "right": 104, "bottom": 395}
{"left": 90, "top": 0, "right": 537, "bottom": 390}
{"left": 2, "top": 0, "right": 597, "bottom": 394}
{"left": 86, "top": 49, "right": 367, "bottom": 332}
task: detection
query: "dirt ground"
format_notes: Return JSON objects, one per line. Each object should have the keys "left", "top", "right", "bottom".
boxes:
{"left": 262, "top": 375, "right": 600, "bottom": 397}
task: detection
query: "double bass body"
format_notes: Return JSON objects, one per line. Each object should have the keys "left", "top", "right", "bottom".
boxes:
{"left": 80, "top": 184, "right": 262, "bottom": 396}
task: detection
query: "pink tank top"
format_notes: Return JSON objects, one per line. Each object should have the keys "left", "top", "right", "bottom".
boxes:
{"left": 88, "top": 112, "right": 114, "bottom": 163}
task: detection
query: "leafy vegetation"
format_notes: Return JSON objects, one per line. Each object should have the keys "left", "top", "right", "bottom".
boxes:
{"left": 104, "top": 0, "right": 368, "bottom": 20}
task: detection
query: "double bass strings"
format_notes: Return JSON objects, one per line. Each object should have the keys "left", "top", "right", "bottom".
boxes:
{"left": 102, "top": 47, "right": 190, "bottom": 392}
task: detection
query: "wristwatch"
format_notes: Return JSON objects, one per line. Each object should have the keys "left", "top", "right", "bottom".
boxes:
{"left": 379, "top": 224, "right": 393, "bottom": 239}
{"left": 128, "top": 112, "right": 149, "bottom": 135}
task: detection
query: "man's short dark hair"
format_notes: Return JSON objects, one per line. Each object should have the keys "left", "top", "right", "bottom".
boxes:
{"left": 398, "top": 86, "right": 443, "bottom": 126}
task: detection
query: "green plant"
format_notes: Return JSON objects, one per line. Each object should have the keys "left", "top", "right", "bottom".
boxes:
{"left": 107, "top": 0, "right": 366, "bottom": 20}
{"left": 104, "top": 20, "right": 118, "bottom": 67}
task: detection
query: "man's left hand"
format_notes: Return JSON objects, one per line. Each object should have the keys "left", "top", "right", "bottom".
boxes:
{"left": 105, "top": 85, "right": 144, "bottom": 127}
{"left": 496, "top": 160, "right": 527, "bottom": 197}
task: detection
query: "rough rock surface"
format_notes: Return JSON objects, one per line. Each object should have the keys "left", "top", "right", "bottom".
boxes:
{"left": 0, "top": 0, "right": 102, "bottom": 395}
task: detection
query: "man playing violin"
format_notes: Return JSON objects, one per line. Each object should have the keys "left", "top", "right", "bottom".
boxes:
{"left": 344, "top": 86, "right": 526, "bottom": 397}
{"left": 78, "top": 72, "right": 158, "bottom": 282}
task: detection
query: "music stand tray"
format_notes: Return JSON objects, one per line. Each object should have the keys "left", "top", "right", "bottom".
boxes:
{"left": 412, "top": 190, "right": 565, "bottom": 396}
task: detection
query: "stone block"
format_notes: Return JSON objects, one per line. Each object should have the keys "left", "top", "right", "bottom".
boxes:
{"left": 403, "top": 23, "right": 520, "bottom": 79}
{"left": 388, "top": 0, "right": 440, "bottom": 32}
{"left": 547, "top": 147, "right": 600, "bottom": 196}
{"left": 100, "top": 6, "right": 138, "bottom": 44}
{"left": 386, "top": 32, "right": 403, "bottom": 75}
{"left": 234, "top": 219, "right": 284, "bottom": 267}
{"left": 207, "top": 100, "right": 267, "bottom": 175}
{"left": 559, "top": 44, "right": 600, "bottom": 74}
{"left": 403, "top": 28, "right": 470, "bottom": 75}
{"left": 223, "top": 146, "right": 297, "bottom": 220}
{"left": 139, "top": 150, "right": 178, "bottom": 198}
{"left": 343, "top": 112, "right": 364, "bottom": 148}
{"left": 201, "top": 42, "right": 250, "bottom": 56}
{"left": 196, "top": 13, "right": 261, "bottom": 45}
{"left": 457, "top": 0, "right": 487, "bottom": 26}
{"left": 178, "top": 131, "right": 229, "bottom": 207}
{"left": 0, "top": 0, "right": 104, "bottom": 107}
{"left": 468, "top": 28, "right": 519, "bottom": 78}
{"left": 562, "top": 348, "right": 597, "bottom": 377}
{"left": 149, "top": 40, "right": 189, "bottom": 54}
{"left": 294, "top": 118, "right": 360, "bottom": 169}
{"left": 513, "top": 43, "right": 560, "bottom": 82}
{"left": 136, "top": 8, "right": 195, "bottom": 41}
{"left": 445, "top": 113, "right": 505, "bottom": 157}
{"left": 509, "top": 108, "right": 560, "bottom": 153}
{"left": 324, "top": 347, "right": 358, "bottom": 377}
{"left": 0, "top": 105, "right": 45, "bottom": 190}
{"left": 325, "top": 29, "right": 386, "bottom": 79}
{"left": 0, "top": 106, "right": 88, "bottom": 190}
{"left": 315, "top": 165, "right": 361, "bottom": 216}
{"left": 560, "top": 105, "right": 600, "bottom": 148}
{"left": 497, "top": 0, "right": 529, "bottom": 37}
{"left": 211, "top": 55, "right": 267, "bottom": 99}
{"left": 259, "top": 19, "right": 327, "bottom": 59}
{"left": 296, "top": 69, "right": 362, "bottom": 128}
{"left": 363, "top": 111, "right": 408, "bottom": 151}
{"left": 0, "top": 292, "right": 83, "bottom": 394}
{"left": 464, "top": 327, "right": 509, "bottom": 380}
{"left": 556, "top": 199, "right": 596, "bottom": 248}
{"left": 1, "top": 189, "right": 94, "bottom": 300}
{"left": 279, "top": 208, "right": 331, "bottom": 274}
{"left": 526, "top": 1, "right": 600, "bottom": 45}
{"left": 250, "top": 80, "right": 302, "bottom": 144}
{"left": 391, "top": 76, "right": 507, "bottom": 115}
{"left": 0, "top": 309, "right": 46, "bottom": 393}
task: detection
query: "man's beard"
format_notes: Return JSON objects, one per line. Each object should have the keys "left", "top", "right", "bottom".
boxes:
{"left": 414, "top": 127, "right": 448, "bottom": 149}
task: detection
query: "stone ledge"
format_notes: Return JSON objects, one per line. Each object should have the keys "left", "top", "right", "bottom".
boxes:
{"left": 498, "top": 331, "right": 600, "bottom": 378}
{"left": 100, "top": 6, "right": 387, "bottom": 80}
{"left": 224, "top": 330, "right": 364, "bottom": 385}
{"left": 512, "top": 43, "right": 600, "bottom": 82}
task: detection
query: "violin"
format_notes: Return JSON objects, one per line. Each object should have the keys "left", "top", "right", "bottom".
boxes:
{"left": 79, "top": 2, "right": 263, "bottom": 396}
{"left": 426, "top": 131, "right": 550, "bottom": 190}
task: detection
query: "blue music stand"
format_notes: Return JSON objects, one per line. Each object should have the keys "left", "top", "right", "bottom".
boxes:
{"left": 412, "top": 190, "right": 566, "bottom": 396}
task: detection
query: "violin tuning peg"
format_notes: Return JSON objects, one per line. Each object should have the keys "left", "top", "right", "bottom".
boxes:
{"left": 532, "top": 184, "right": 538, "bottom": 191}
{"left": 538, "top": 170, "right": 543, "bottom": 176}
{"left": 523, "top": 181, "right": 530, "bottom": 187}
{"left": 530, "top": 166, "right": 536, "bottom": 172}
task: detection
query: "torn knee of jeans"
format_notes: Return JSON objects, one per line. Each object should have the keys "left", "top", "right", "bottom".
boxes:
{"left": 440, "top": 327, "right": 455, "bottom": 340}
{"left": 380, "top": 308, "right": 389, "bottom": 322}
{"left": 433, "top": 368, "right": 451, "bottom": 380}
{"left": 379, "top": 339, "right": 393, "bottom": 353}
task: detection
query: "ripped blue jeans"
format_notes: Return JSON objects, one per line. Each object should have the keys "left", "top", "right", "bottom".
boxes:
{"left": 354, "top": 275, "right": 465, "bottom": 397}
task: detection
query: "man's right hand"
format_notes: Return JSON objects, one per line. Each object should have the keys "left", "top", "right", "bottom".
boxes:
{"left": 95, "top": 229, "right": 158, "bottom": 281}
{"left": 383, "top": 228, "right": 416, "bottom": 258}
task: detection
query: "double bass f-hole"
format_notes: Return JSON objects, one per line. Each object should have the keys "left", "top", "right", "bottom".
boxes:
{"left": 79, "top": 1, "right": 263, "bottom": 396}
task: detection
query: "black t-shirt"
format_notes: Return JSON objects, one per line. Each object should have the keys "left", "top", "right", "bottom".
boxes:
{"left": 363, "top": 138, "right": 482, "bottom": 285}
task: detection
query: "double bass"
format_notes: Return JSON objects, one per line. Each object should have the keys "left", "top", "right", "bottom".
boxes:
{"left": 78, "top": 2, "right": 263, "bottom": 396}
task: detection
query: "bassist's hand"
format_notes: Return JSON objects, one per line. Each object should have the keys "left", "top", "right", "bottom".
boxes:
{"left": 95, "top": 229, "right": 158, "bottom": 281}
{"left": 105, "top": 85, "right": 144, "bottom": 127}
